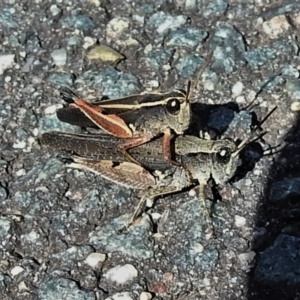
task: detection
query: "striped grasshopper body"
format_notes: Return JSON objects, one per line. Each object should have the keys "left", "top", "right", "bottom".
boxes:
{"left": 57, "top": 86, "right": 191, "bottom": 168}
{"left": 40, "top": 132, "right": 241, "bottom": 231}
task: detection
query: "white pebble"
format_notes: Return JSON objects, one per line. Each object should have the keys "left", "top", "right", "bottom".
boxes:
{"left": 105, "top": 292, "right": 134, "bottom": 300}
{"left": 5, "top": 76, "right": 12, "bottom": 83}
{"left": 238, "top": 251, "right": 256, "bottom": 270}
{"left": 231, "top": 81, "right": 244, "bottom": 96}
{"left": 11, "top": 266, "right": 24, "bottom": 277}
{"left": 104, "top": 264, "right": 138, "bottom": 284}
{"left": 140, "top": 292, "right": 152, "bottom": 300}
{"left": 235, "top": 215, "right": 246, "bottom": 227}
{"left": 0, "top": 54, "right": 15, "bottom": 75}
{"left": 107, "top": 17, "right": 130, "bottom": 39}
{"left": 32, "top": 128, "right": 39, "bottom": 137}
{"left": 50, "top": 4, "right": 61, "bottom": 16}
{"left": 263, "top": 15, "right": 290, "bottom": 39}
{"left": 291, "top": 101, "right": 300, "bottom": 111}
{"left": 50, "top": 48, "right": 67, "bottom": 66}
{"left": 13, "top": 140, "right": 26, "bottom": 149}
{"left": 235, "top": 95, "right": 246, "bottom": 104}
{"left": 44, "top": 104, "right": 63, "bottom": 115}
{"left": 83, "top": 37, "right": 97, "bottom": 50}
{"left": 84, "top": 252, "right": 106, "bottom": 268}
{"left": 16, "top": 169, "right": 26, "bottom": 177}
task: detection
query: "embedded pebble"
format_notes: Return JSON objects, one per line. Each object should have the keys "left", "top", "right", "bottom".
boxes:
{"left": 235, "top": 215, "right": 246, "bottom": 227}
{"left": 107, "top": 17, "right": 130, "bottom": 39}
{"left": 43, "top": 104, "right": 63, "bottom": 115}
{"left": 38, "top": 277, "right": 94, "bottom": 300}
{"left": 236, "top": 95, "right": 246, "bottom": 104}
{"left": 263, "top": 15, "right": 291, "bottom": 39}
{"left": 49, "top": 4, "right": 61, "bottom": 16}
{"left": 148, "top": 12, "right": 187, "bottom": 34}
{"left": 0, "top": 217, "right": 11, "bottom": 238}
{"left": 50, "top": 48, "right": 67, "bottom": 66}
{"left": 84, "top": 252, "right": 106, "bottom": 268}
{"left": 11, "top": 266, "right": 25, "bottom": 277}
{"left": 238, "top": 251, "right": 256, "bottom": 271}
{"left": 105, "top": 292, "right": 134, "bottom": 300}
{"left": 291, "top": 101, "right": 300, "bottom": 111}
{"left": 140, "top": 292, "right": 152, "bottom": 300}
{"left": 231, "top": 81, "right": 244, "bottom": 96}
{"left": 104, "top": 264, "right": 138, "bottom": 284}
{"left": 13, "top": 140, "right": 26, "bottom": 149}
{"left": 83, "top": 36, "right": 97, "bottom": 49}
{"left": 0, "top": 54, "right": 15, "bottom": 75}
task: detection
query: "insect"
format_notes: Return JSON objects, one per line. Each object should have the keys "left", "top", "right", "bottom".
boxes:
{"left": 57, "top": 85, "right": 191, "bottom": 168}
{"left": 40, "top": 107, "right": 272, "bottom": 233}
{"left": 55, "top": 54, "right": 212, "bottom": 168}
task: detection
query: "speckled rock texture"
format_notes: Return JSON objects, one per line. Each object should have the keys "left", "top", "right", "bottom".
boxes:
{"left": 1, "top": 0, "right": 300, "bottom": 299}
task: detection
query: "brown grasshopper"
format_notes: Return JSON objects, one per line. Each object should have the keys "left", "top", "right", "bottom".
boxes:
{"left": 39, "top": 127, "right": 259, "bottom": 232}
{"left": 57, "top": 85, "right": 191, "bottom": 168}
{"left": 55, "top": 54, "right": 213, "bottom": 168}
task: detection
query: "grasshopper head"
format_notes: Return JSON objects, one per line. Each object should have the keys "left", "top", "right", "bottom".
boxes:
{"left": 163, "top": 85, "right": 191, "bottom": 134}
{"left": 210, "top": 142, "right": 240, "bottom": 184}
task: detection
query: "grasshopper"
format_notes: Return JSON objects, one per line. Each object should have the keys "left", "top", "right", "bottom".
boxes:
{"left": 57, "top": 85, "right": 191, "bottom": 168}
{"left": 40, "top": 126, "right": 261, "bottom": 232}
{"left": 55, "top": 54, "right": 213, "bottom": 168}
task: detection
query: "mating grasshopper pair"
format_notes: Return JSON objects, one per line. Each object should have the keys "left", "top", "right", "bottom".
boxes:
{"left": 40, "top": 82, "right": 276, "bottom": 232}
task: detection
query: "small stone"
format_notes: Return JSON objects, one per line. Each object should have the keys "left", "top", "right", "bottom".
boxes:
{"left": 235, "top": 215, "right": 246, "bottom": 227}
{"left": 140, "top": 292, "right": 152, "bottom": 300}
{"left": 83, "top": 37, "right": 96, "bottom": 49}
{"left": 107, "top": 17, "right": 130, "bottom": 39}
{"left": 236, "top": 95, "right": 246, "bottom": 104}
{"left": 84, "top": 252, "right": 106, "bottom": 268}
{"left": 185, "top": 0, "right": 197, "bottom": 10}
{"left": 11, "top": 266, "right": 24, "bottom": 277}
{"left": 231, "top": 81, "right": 244, "bottom": 96}
{"left": 291, "top": 101, "right": 300, "bottom": 111}
{"left": 263, "top": 15, "right": 291, "bottom": 39}
{"left": 89, "top": 0, "right": 101, "bottom": 6}
{"left": 38, "top": 277, "right": 94, "bottom": 300}
{"left": 50, "top": 48, "right": 67, "bottom": 66}
{"left": 148, "top": 12, "right": 187, "bottom": 34}
{"left": 44, "top": 104, "right": 63, "bottom": 115}
{"left": 106, "top": 292, "right": 134, "bottom": 300}
{"left": 50, "top": 4, "right": 61, "bottom": 16}
{"left": 0, "top": 54, "right": 15, "bottom": 75}
{"left": 104, "top": 264, "right": 138, "bottom": 284}
{"left": 5, "top": 76, "right": 11, "bottom": 83}
{"left": 239, "top": 251, "right": 256, "bottom": 271}
{"left": 190, "top": 242, "right": 204, "bottom": 254}
{"left": 62, "top": 13, "right": 95, "bottom": 31}
{"left": 86, "top": 45, "right": 124, "bottom": 63}
{"left": 0, "top": 217, "right": 11, "bottom": 238}
{"left": 145, "top": 80, "right": 159, "bottom": 90}
{"left": 13, "top": 140, "right": 26, "bottom": 149}
{"left": 246, "top": 90, "right": 257, "bottom": 101}
{"left": 166, "top": 27, "right": 208, "bottom": 48}
{"left": 16, "top": 169, "right": 26, "bottom": 177}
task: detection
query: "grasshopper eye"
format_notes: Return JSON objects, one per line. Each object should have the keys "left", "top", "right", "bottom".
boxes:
{"left": 166, "top": 98, "right": 181, "bottom": 115}
{"left": 216, "top": 147, "right": 232, "bottom": 164}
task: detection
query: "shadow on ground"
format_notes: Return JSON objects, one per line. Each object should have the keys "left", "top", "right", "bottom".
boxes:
{"left": 248, "top": 115, "right": 300, "bottom": 300}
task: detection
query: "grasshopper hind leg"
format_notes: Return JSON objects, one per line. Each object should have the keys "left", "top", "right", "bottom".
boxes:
{"left": 193, "top": 183, "right": 216, "bottom": 238}
{"left": 118, "top": 185, "right": 187, "bottom": 233}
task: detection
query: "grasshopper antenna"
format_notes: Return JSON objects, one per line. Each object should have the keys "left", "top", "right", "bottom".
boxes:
{"left": 60, "top": 87, "right": 80, "bottom": 104}
{"left": 189, "top": 51, "right": 213, "bottom": 102}
{"left": 232, "top": 106, "right": 277, "bottom": 157}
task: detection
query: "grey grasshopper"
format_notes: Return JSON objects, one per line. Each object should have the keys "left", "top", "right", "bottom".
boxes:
{"left": 40, "top": 116, "right": 269, "bottom": 232}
